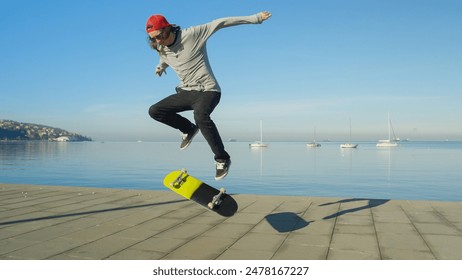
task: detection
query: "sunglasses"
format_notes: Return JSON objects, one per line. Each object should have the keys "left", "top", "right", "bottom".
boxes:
{"left": 149, "top": 29, "right": 165, "bottom": 41}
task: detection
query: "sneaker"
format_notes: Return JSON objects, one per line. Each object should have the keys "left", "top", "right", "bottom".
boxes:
{"left": 180, "top": 125, "right": 199, "bottom": 150}
{"left": 215, "top": 159, "right": 231, "bottom": 180}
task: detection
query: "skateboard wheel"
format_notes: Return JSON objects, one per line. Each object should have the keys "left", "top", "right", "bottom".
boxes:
{"left": 207, "top": 202, "right": 214, "bottom": 209}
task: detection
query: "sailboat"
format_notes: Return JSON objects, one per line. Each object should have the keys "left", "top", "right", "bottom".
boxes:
{"left": 306, "top": 127, "right": 321, "bottom": 147}
{"left": 340, "top": 118, "right": 358, "bottom": 148}
{"left": 376, "top": 112, "right": 398, "bottom": 147}
{"left": 249, "top": 120, "right": 268, "bottom": 148}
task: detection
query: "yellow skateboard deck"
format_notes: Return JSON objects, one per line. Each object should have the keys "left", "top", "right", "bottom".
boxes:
{"left": 163, "top": 169, "right": 202, "bottom": 199}
{"left": 163, "top": 169, "right": 238, "bottom": 217}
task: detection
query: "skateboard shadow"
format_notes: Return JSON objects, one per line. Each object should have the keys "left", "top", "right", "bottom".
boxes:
{"left": 265, "top": 212, "right": 311, "bottom": 233}
{"left": 320, "top": 198, "right": 390, "bottom": 220}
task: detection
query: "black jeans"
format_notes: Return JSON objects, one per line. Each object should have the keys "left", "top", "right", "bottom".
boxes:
{"left": 149, "top": 89, "right": 230, "bottom": 162}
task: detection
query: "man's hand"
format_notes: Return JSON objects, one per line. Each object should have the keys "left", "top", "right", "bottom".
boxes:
{"left": 260, "top": 11, "right": 272, "bottom": 22}
{"left": 155, "top": 68, "right": 166, "bottom": 77}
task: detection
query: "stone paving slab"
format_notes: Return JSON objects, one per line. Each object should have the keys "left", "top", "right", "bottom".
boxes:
{"left": 1, "top": 183, "right": 462, "bottom": 260}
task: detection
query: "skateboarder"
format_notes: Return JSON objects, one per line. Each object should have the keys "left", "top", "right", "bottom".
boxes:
{"left": 146, "top": 11, "right": 272, "bottom": 180}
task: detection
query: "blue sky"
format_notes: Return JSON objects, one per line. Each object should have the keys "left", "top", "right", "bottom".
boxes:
{"left": 1, "top": 0, "right": 461, "bottom": 141}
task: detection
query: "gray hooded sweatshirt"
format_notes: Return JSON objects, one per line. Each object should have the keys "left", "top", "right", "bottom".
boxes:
{"left": 155, "top": 13, "right": 263, "bottom": 92}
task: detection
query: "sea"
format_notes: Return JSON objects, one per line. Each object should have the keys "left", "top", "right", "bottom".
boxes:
{"left": 1, "top": 140, "right": 461, "bottom": 202}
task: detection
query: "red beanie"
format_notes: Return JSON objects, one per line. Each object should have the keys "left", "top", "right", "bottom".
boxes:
{"left": 146, "top": 14, "right": 171, "bottom": 33}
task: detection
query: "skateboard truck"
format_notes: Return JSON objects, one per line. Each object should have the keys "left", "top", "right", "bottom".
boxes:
{"left": 208, "top": 188, "right": 226, "bottom": 209}
{"left": 170, "top": 169, "right": 188, "bottom": 189}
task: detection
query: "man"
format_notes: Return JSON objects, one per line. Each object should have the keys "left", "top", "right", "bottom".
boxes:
{"left": 146, "top": 11, "right": 272, "bottom": 180}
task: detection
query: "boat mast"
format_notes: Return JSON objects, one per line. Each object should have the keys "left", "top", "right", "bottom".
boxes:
{"left": 387, "top": 112, "right": 392, "bottom": 142}
{"left": 259, "top": 120, "right": 263, "bottom": 143}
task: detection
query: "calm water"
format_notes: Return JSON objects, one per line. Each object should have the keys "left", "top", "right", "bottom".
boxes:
{"left": 1, "top": 141, "right": 461, "bottom": 201}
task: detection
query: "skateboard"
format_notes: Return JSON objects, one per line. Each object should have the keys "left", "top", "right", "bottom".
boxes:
{"left": 163, "top": 169, "right": 238, "bottom": 217}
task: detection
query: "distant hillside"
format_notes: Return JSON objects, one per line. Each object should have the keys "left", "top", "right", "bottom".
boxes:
{"left": 0, "top": 120, "right": 92, "bottom": 141}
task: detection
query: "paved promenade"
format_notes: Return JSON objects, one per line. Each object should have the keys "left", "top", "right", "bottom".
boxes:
{"left": 1, "top": 183, "right": 462, "bottom": 260}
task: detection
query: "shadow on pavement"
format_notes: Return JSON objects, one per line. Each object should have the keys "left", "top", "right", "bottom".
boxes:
{"left": 0, "top": 199, "right": 186, "bottom": 226}
{"left": 265, "top": 212, "right": 311, "bottom": 233}
{"left": 320, "top": 198, "right": 390, "bottom": 220}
